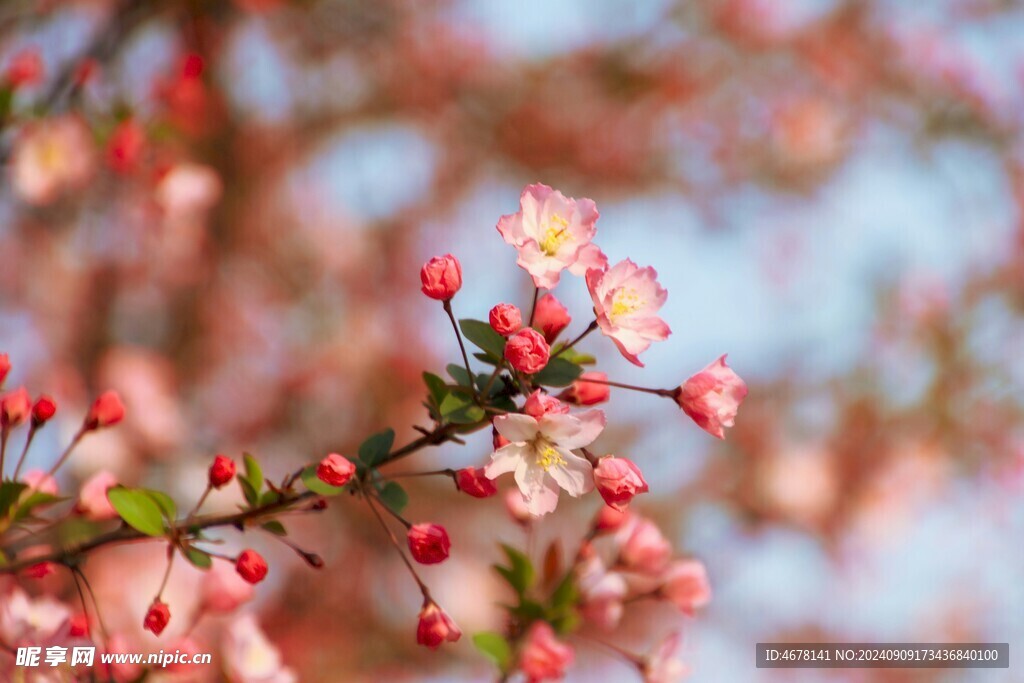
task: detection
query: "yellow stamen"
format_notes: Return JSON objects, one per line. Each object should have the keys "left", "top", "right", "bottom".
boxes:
{"left": 539, "top": 213, "right": 571, "bottom": 256}
{"left": 535, "top": 443, "right": 565, "bottom": 471}
{"left": 610, "top": 288, "right": 644, "bottom": 320}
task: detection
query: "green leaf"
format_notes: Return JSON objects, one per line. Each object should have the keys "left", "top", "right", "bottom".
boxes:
{"left": 141, "top": 489, "right": 177, "bottom": 522}
{"left": 262, "top": 520, "right": 288, "bottom": 536}
{"left": 550, "top": 345, "right": 596, "bottom": 366}
{"left": 107, "top": 488, "right": 166, "bottom": 537}
{"left": 532, "top": 358, "right": 583, "bottom": 387}
{"left": 13, "top": 492, "right": 63, "bottom": 522}
{"left": 446, "top": 363, "right": 472, "bottom": 387}
{"left": 358, "top": 429, "right": 395, "bottom": 468}
{"left": 300, "top": 465, "right": 346, "bottom": 496}
{"left": 184, "top": 547, "right": 212, "bottom": 569}
{"left": 242, "top": 453, "right": 263, "bottom": 496}
{"left": 438, "top": 392, "right": 485, "bottom": 424}
{"left": 494, "top": 544, "right": 535, "bottom": 596}
{"left": 473, "top": 352, "right": 500, "bottom": 366}
{"left": 377, "top": 481, "right": 408, "bottom": 514}
{"left": 550, "top": 573, "right": 578, "bottom": 611}
{"left": 238, "top": 478, "right": 259, "bottom": 507}
{"left": 459, "top": 319, "right": 507, "bottom": 360}
{"left": 472, "top": 632, "right": 511, "bottom": 670}
{"left": 0, "top": 482, "right": 28, "bottom": 518}
{"left": 422, "top": 372, "right": 448, "bottom": 406}
{"left": 259, "top": 490, "right": 282, "bottom": 507}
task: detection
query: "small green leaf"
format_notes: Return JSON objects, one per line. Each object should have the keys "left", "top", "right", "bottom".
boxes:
{"left": 13, "top": 492, "right": 63, "bottom": 522}
{"left": 473, "top": 352, "right": 500, "bottom": 366}
{"left": 107, "top": 488, "right": 166, "bottom": 537}
{"left": 377, "top": 481, "right": 408, "bottom": 514}
{"left": 259, "top": 490, "right": 282, "bottom": 507}
{"left": 495, "top": 544, "right": 535, "bottom": 596}
{"left": 472, "top": 632, "right": 511, "bottom": 669}
{"left": 422, "top": 372, "right": 448, "bottom": 406}
{"left": 439, "top": 392, "right": 485, "bottom": 424}
{"left": 459, "top": 319, "right": 507, "bottom": 360}
{"left": 238, "top": 478, "right": 259, "bottom": 507}
{"left": 300, "top": 464, "right": 348, "bottom": 496}
{"left": 358, "top": 429, "right": 396, "bottom": 468}
{"left": 550, "top": 573, "right": 578, "bottom": 611}
{"left": 0, "top": 482, "right": 28, "bottom": 518}
{"left": 184, "top": 547, "right": 212, "bottom": 569}
{"left": 532, "top": 358, "right": 583, "bottom": 387}
{"left": 447, "top": 363, "right": 472, "bottom": 387}
{"left": 262, "top": 520, "right": 288, "bottom": 536}
{"left": 141, "top": 489, "right": 177, "bottom": 522}
{"left": 243, "top": 453, "right": 263, "bottom": 496}
{"left": 550, "top": 345, "right": 596, "bottom": 366}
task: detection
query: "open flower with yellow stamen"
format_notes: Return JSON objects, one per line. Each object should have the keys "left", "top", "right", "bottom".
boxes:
{"left": 587, "top": 258, "right": 671, "bottom": 367}
{"left": 497, "top": 183, "right": 606, "bottom": 289}
{"left": 484, "top": 409, "right": 605, "bottom": 515}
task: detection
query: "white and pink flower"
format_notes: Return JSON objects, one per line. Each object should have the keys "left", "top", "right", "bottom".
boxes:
{"left": 485, "top": 410, "right": 605, "bottom": 515}
{"left": 587, "top": 259, "right": 670, "bottom": 367}
{"left": 643, "top": 632, "right": 690, "bottom": 683}
{"left": 497, "top": 183, "right": 606, "bottom": 289}
{"left": 674, "top": 355, "right": 748, "bottom": 439}
{"left": 223, "top": 614, "right": 297, "bottom": 683}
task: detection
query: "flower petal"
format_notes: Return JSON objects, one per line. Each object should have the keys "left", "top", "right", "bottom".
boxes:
{"left": 485, "top": 443, "right": 528, "bottom": 479}
{"left": 493, "top": 413, "right": 539, "bottom": 443}
{"left": 547, "top": 450, "right": 594, "bottom": 497}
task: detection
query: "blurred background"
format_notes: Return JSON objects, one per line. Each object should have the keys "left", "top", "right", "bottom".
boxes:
{"left": 1, "top": 0, "right": 1023, "bottom": 681}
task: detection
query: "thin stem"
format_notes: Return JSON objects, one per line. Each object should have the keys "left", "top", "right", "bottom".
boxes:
{"left": 185, "top": 484, "right": 212, "bottom": 523}
{"left": 12, "top": 425, "right": 37, "bottom": 480}
{"left": 443, "top": 299, "right": 476, "bottom": 398}
{"left": 551, "top": 320, "right": 599, "bottom": 360}
{"left": 47, "top": 427, "right": 86, "bottom": 478}
{"left": 527, "top": 287, "right": 540, "bottom": 327}
{"left": 73, "top": 567, "right": 110, "bottom": 649}
{"left": 358, "top": 478, "right": 428, "bottom": 598}
{"left": 386, "top": 468, "right": 457, "bottom": 481}
{"left": 571, "top": 377, "right": 673, "bottom": 397}
{"left": 155, "top": 545, "right": 175, "bottom": 601}
{"left": 371, "top": 491, "right": 413, "bottom": 529}
{"left": 0, "top": 428, "right": 8, "bottom": 479}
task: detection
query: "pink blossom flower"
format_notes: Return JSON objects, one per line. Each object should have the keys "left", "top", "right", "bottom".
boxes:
{"left": 84, "top": 390, "right": 126, "bottom": 430}
{"left": 533, "top": 293, "right": 571, "bottom": 344}
{"left": 504, "top": 488, "right": 534, "bottom": 525}
{"left": 559, "top": 371, "right": 610, "bottom": 406}
{"left": 201, "top": 559, "right": 255, "bottom": 614}
{"left": 224, "top": 614, "right": 297, "bottom": 683}
{"left": 593, "top": 456, "right": 649, "bottom": 511}
{"left": 523, "top": 390, "right": 569, "bottom": 418}
{"left": 594, "top": 505, "right": 630, "bottom": 533}
{"left": 616, "top": 516, "right": 672, "bottom": 574}
{"left": 674, "top": 355, "right": 748, "bottom": 439}
{"left": 660, "top": 560, "right": 712, "bottom": 616}
{"left": 1, "top": 386, "right": 31, "bottom": 427}
{"left": 76, "top": 471, "right": 119, "bottom": 520}
{"left": 519, "top": 622, "right": 574, "bottom": 682}
{"left": 155, "top": 162, "right": 223, "bottom": 219}
{"left": 643, "top": 632, "right": 690, "bottom": 683}
{"left": 505, "top": 328, "right": 551, "bottom": 374}
{"left": 11, "top": 116, "right": 95, "bottom": 205}
{"left": 22, "top": 469, "right": 58, "bottom": 495}
{"left": 577, "top": 556, "right": 627, "bottom": 631}
{"left": 497, "top": 183, "right": 605, "bottom": 289}
{"left": 489, "top": 303, "right": 522, "bottom": 336}
{"left": 0, "top": 587, "right": 71, "bottom": 645}
{"left": 420, "top": 253, "right": 463, "bottom": 300}
{"left": 485, "top": 410, "right": 604, "bottom": 515}
{"left": 587, "top": 259, "right": 671, "bottom": 367}
{"left": 416, "top": 601, "right": 462, "bottom": 649}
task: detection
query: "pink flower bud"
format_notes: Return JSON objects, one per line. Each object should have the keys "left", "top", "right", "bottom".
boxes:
{"left": 618, "top": 517, "right": 672, "bottom": 574}
{"left": 84, "top": 391, "right": 125, "bottom": 431}
{"left": 76, "top": 471, "right": 119, "bottom": 520}
{"left": 504, "top": 328, "right": 550, "bottom": 374}
{"left": 316, "top": 453, "right": 355, "bottom": 487}
{"left": 208, "top": 455, "right": 236, "bottom": 489}
{"left": 0, "top": 353, "right": 10, "bottom": 386}
{"left": 5, "top": 49, "right": 43, "bottom": 88}
{"left": 519, "top": 622, "right": 574, "bottom": 682}
{"left": 201, "top": 559, "right": 255, "bottom": 614}
{"left": 674, "top": 355, "right": 748, "bottom": 439}
{"left": 235, "top": 549, "right": 268, "bottom": 584}
{"left": 22, "top": 469, "right": 58, "bottom": 495}
{"left": 144, "top": 600, "right": 170, "bottom": 636}
{"left": 594, "top": 505, "right": 629, "bottom": 533}
{"left": 489, "top": 303, "right": 522, "bottom": 336}
{"left": 420, "top": 253, "right": 462, "bottom": 300}
{"left": 560, "top": 372, "right": 610, "bottom": 406}
{"left": 660, "top": 559, "right": 712, "bottom": 616}
{"left": 522, "top": 389, "right": 569, "bottom": 418}
{"left": 1, "top": 386, "right": 31, "bottom": 428}
{"left": 456, "top": 467, "right": 498, "bottom": 498}
{"left": 593, "top": 457, "right": 649, "bottom": 512}
{"left": 493, "top": 427, "right": 510, "bottom": 450}
{"left": 31, "top": 395, "right": 57, "bottom": 427}
{"left": 416, "top": 601, "right": 461, "bottom": 649}
{"left": 532, "top": 293, "right": 571, "bottom": 343}
{"left": 106, "top": 119, "right": 146, "bottom": 174}
{"left": 407, "top": 523, "right": 451, "bottom": 564}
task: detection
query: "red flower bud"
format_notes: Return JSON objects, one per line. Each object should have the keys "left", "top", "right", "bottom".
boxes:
{"left": 107, "top": 119, "right": 146, "bottom": 174}
{"left": 0, "top": 353, "right": 10, "bottom": 386}
{"left": 533, "top": 293, "right": 571, "bottom": 343}
{"left": 455, "top": 467, "right": 497, "bottom": 498}
{"left": 593, "top": 504, "right": 629, "bottom": 533}
{"left": 84, "top": 391, "right": 125, "bottom": 431}
{"left": 5, "top": 49, "right": 43, "bottom": 88}
{"left": 316, "top": 453, "right": 355, "bottom": 487}
{"left": 504, "top": 328, "right": 550, "bottom": 374}
{"left": 235, "top": 549, "right": 268, "bottom": 584}
{"left": 144, "top": 600, "right": 170, "bottom": 636}
{"left": 593, "top": 456, "right": 649, "bottom": 512}
{"left": 488, "top": 303, "right": 522, "bottom": 336}
{"left": 522, "top": 389, "right": 568, "bottom": 418}
{"left": 416, "top": 601, "right": 461, "bottom": 649}
{"left": 69, "top": 613, "right": 90, "bottom": 637}
{"left": 208, "top": 454, "right": 236, "bottom": 489}
{"left": 560, "top": 371, "right": 610, "bottom": 406}
{"left": 1, "top": 387, "right": 31, "bottom": 428}
{"left": 24, "top": 562, "right": 56, "bottom": 579}
{"left": 407, "top": 523, "right": 451, "bottom": 564}
{"left": 420, "top": 254, "right": 462, "bottom": 300}
{"left": 31, "top": 395, "right": 57, "bottom": 427}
